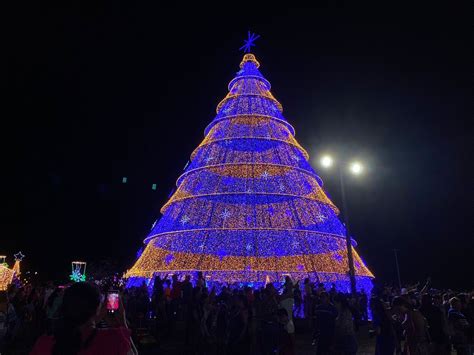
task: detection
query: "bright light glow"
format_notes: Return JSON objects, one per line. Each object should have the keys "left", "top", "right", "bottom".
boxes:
{"left": 320, "top": 155, "right": 333, "bottom": 168}
{"left": 350, "top": 162, "right": 363, "bottom": 175}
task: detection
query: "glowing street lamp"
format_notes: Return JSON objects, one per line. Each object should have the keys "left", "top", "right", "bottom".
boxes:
{"left": 319, "top": 155, "right": 366, "bottom": 295}
{"left": 350, "top": 162, "right": 363, "bottom": 175}
{"left": 320, "top": 155, "right": 333, "bottom": 168}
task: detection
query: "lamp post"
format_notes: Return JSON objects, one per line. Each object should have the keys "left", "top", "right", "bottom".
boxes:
{"left": 320, "top": 155, "right": 363, "bottom": 295}
{"left": 393, "top": 249, "right": 402, "bottom": 289}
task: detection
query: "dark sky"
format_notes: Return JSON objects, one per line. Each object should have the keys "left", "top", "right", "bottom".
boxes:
{"left": 7, "top": 4, "right": 473, "bottom": 288}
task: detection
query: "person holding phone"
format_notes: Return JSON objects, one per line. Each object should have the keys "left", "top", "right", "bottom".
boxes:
{"left": 31, "top": 282, "right": 137, "bottom": 355}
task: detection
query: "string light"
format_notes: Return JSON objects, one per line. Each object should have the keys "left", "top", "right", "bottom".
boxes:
{"left": 12, "top": 261, "right": 21, "bottom": 277}
{"left": 0, "top": 256, "right": 8, "bottom": 270}
{"left": 70, "top": 261, "right": 87, "bottom": 282}
{"left": 14, "top": 251, "right": 25, "bottom": 261}
{"left": 12, "top": 251, "right": 25, "bottom": 277}
{"left": 125, "top": 52, "right": 374, "bottom": 291}
{"left": 0, "top": 265, "right": 14, "bottom": 291}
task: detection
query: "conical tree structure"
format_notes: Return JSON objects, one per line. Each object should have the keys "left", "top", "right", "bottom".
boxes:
{"left": 126, "top": 53, "right": 374, "bottom": 290}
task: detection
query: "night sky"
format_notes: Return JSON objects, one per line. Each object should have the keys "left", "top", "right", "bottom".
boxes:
{"left": 7, "top": 4, "right": 473, "bottom": 288}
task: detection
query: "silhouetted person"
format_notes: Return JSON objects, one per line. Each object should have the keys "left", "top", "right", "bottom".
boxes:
{"left": 313, "top": 291, "right": 337, "bottom": 355}
{"left": 277, "top": 308, "right": 295, "bottom": 355}
{"left": 392, "top": 296, "right": 430, "bottom": 355}
{"left": 303, "top": 278, "right": 313, "bottom": 320}
{"left": 371, "top": 297, "right": 398, "bottom": 355}
{"left": 293, "top": 281, "right": 302, "bottom": 318}
{"left": 448, "top": 297, "right": 470, "bottom": 355}
{"left": 419, "top": 294, "right": 450, "bottom": 354}
{"left": 334, "top": 293, "right": 358, "bottom": 355}
{"left": 31, "top": 282, "right": 133, "bottom": 355}
{"left": 260, "top": 284, "right": 279, "bottom": 354}
{"left": 227, "top": 295, "right": 249, "bottom": 355}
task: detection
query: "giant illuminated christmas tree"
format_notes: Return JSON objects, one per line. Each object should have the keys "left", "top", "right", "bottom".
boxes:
{"left": 126, "top": 43, "right": 374, "bottom": 291}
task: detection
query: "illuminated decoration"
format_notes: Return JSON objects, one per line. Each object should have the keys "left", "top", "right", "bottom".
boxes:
{"left": 0, "top": 255, "right": 7, "bottom": 268}
{"left": 315, "top": 214, "right": 327, "bottom": 223}
{"left": 12, "top": 251, "right": 25, "bottom": 276}
{"left": 220, "top": 209, "right": 231, "bottom": 220}
{"left": 239, "top": 31, "right": 260, "bottom": 53}
{"left": 70, "top": 261, "right": 87, "bottom": 282}
{"left": 0, "top": 265, "right": 14, "bottom": 291}
{"left": 125, "top": 48, "right": 374, "bottom": 292}
{"left": 14, "top": 251, "right": 25, "bottom": 262}
{"left": 12, "top": 261, "right": 21, "bottom": 276}
{"left": 1, "top": 254, "right": 16, "bottom": 289}
{"left": 180, "top": 215, "right": 190, "bottom": 225}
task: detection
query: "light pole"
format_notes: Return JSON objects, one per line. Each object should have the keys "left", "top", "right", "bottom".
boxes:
{"left": 393, "top": 249, "right": 402, "bottom": 289}
{"left": 320, "top": 155, "right": 363, "bottom": 295}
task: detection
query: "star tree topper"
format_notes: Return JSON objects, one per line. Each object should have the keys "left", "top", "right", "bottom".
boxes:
{"left": 14, "top": 251, "right": 25, "bottom": 261}
{"left": 239, "top": 31, "right": 260, "bottom": 53}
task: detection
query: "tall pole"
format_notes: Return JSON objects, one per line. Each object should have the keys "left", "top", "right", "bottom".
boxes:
{"left": 393, "top": 249, "right": 402, "bottom": 289}
{"left": 339, "top": 165, "right": 357, "bottom": 295}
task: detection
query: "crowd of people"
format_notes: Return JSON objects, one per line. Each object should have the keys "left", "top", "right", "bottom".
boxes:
{"left": 122, "top": 273, "right": 376, "bottom": 354}
{"left": 0, "top": 280, "right": 136, "bottom": 354}
{"left": 370, "top": 282, "right": 474, "bottom": 355}
{"left": 0, "top": 273, "right": 473, "bottom": 354}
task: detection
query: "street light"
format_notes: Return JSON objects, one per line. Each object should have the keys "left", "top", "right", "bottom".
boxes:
{"left": 320, "top": 155, "right": 334, "bottom": 168}
{"left": 350, "top": 162, "right": 363, "bottom": 175}
{"left": 319, "top": 155, "right": 364, "bottom": 295}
